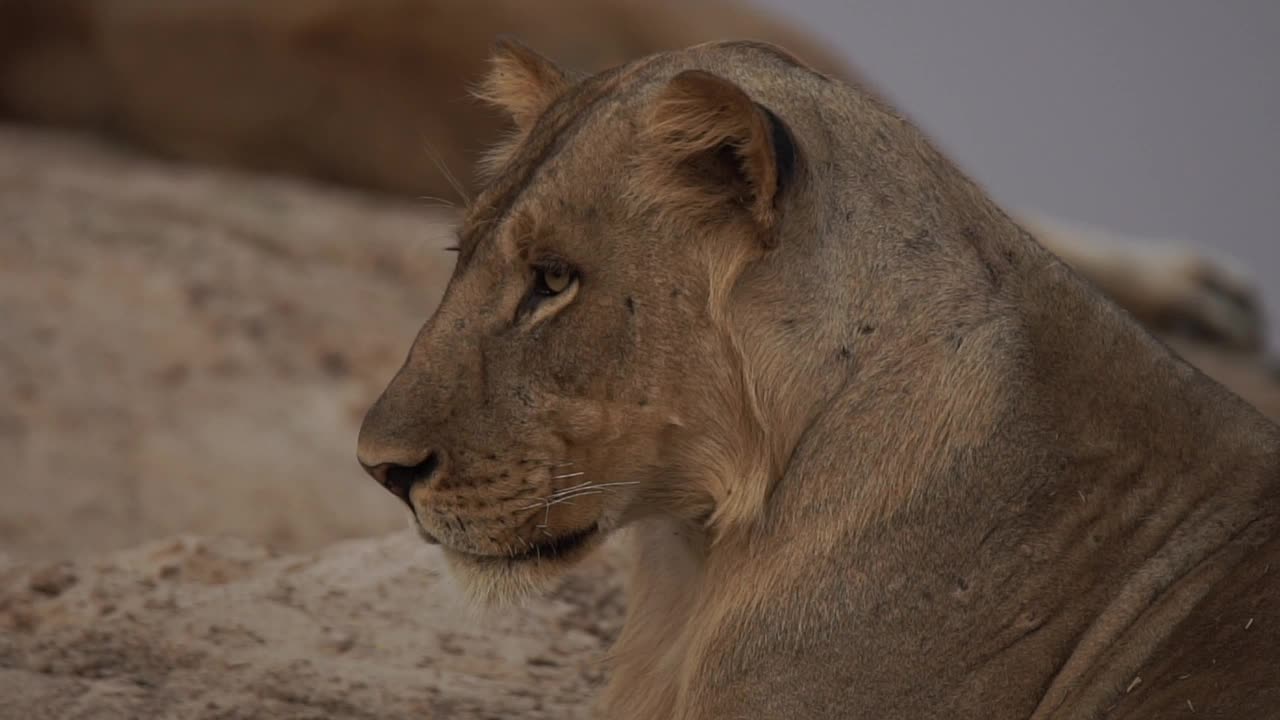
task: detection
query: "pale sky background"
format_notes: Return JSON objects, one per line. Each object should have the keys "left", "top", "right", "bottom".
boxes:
{"left": 751, "top": 0, "right": 1279, "bottom": 341}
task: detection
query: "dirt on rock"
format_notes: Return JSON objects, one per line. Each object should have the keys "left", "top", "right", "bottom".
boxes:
{"left": 0, "top": 123, "right": 457, "bottom": 561}
{"left": 0, "top": 532, "right": 628, "bottom": 719}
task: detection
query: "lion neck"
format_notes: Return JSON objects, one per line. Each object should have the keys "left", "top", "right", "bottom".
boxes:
{"left": 611, "top": 211, "right": 1279, "bottom": 718}
{"left": 716, "top": 194, "right": 1277, "bottom": 541}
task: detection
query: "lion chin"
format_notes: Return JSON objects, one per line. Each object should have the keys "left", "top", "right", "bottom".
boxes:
{"left": 437, "top": 523, "right": 606, "bottom": 606}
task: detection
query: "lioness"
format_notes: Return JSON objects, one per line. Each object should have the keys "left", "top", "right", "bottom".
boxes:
{"left": 357, "top": 40, "right": 1280, "bottom": 718}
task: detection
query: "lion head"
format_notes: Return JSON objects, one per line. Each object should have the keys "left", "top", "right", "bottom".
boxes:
{"left": 355, "top": 39, "right": 847, "bottom": 602}
{"left": 353, "top": 37, "right": 1229, "bottom": 612}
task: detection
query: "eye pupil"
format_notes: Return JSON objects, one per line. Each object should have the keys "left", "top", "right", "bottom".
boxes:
{"left": 538, "top": 266, "right": 573, "bottom": 295}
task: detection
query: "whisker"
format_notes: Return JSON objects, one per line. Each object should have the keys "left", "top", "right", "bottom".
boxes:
{"left": 420, "top": 138, "right": 470, "bottom": 205}
{"left": 545, "top": 489, "right": 606, "bottom": 507}
{"left": 415, "top": 194, "right": 457, "bottom": 209}
{"left": 552, "top": 481, "right": 639, "bottom": 500}
{"left": 551, "top": 471, "right": 586, "bottom": 481}
{"left": 548, "top": 480, "right": 593, "bottom": 497}
{"left": 521, "top": 480, "right": 641, "bottom": 509}
{"left": 575, "top": 481, "right": 640, "bottom": 490}
{"left": 523, "top": 489, "right": 604, "bottom": 520}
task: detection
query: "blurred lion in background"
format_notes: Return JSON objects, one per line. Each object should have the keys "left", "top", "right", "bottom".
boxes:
{"left": 0, "top": 0, "right": 854, "bottom": 196}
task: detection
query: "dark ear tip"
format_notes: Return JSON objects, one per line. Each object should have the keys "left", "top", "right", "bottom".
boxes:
{"left": 757, "top": 103, "right": 798, "bottom": 193}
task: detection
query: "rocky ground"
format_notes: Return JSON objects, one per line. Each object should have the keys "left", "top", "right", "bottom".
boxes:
{"left": 0, "top": 532, "right": 627, "bottom": 719}
{"left": 0, "top": 124, "right": 453, "bottom": 560}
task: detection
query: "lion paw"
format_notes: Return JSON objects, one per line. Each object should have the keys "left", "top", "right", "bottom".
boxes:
{"left": 1127, "top": 244, "right": 1264, "bottom": 351}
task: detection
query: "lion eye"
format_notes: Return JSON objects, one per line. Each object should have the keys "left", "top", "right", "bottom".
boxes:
{"left": 517, "top": 260, "right": 579, "bottom": 323}
{"left": 535, "top": 265, "right": 574, "bottom": 296}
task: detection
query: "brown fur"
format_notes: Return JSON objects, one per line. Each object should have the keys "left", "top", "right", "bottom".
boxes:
{"left": 358, "top": 41, "right": 1280, "bottom": 718}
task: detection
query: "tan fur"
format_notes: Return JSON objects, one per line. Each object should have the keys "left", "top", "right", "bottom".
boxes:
{"left": 357, "top": 41, "right": 1280, "bottom": 718}
{"left": 643, "top": 69, "right": 785, "bottom": 237}
{"left": 473, "top": 37, "right": 571, "bottom": 131}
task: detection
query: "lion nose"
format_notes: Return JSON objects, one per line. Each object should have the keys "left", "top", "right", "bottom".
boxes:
{"left": 359, "top": 451, "right": 440, "bottom": 510}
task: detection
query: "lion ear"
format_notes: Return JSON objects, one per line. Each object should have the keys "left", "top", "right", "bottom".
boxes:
{"left": 642, "top": 70, "right": 798, "bottom": 247}
{"left": 475, "top": 36, "right": 569, "bottom": 131}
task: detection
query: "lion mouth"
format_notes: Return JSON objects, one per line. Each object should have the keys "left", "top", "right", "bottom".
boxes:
{"left": 445, "top": 523, "right": 601, "bottom": 565}
{"left": 508, "top": 523, "right": 599, "bottom": 562}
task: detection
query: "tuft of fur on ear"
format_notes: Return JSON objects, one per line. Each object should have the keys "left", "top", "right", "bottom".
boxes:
{"left": 473, "top": 36, "right": 569, "bottom": 131}
{"left": 641, "top": 70, "right": 797, "bottom": 246}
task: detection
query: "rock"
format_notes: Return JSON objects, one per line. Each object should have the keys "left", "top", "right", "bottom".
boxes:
{"left": 0, "top": 532, "right": 628, "bottom": 719}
